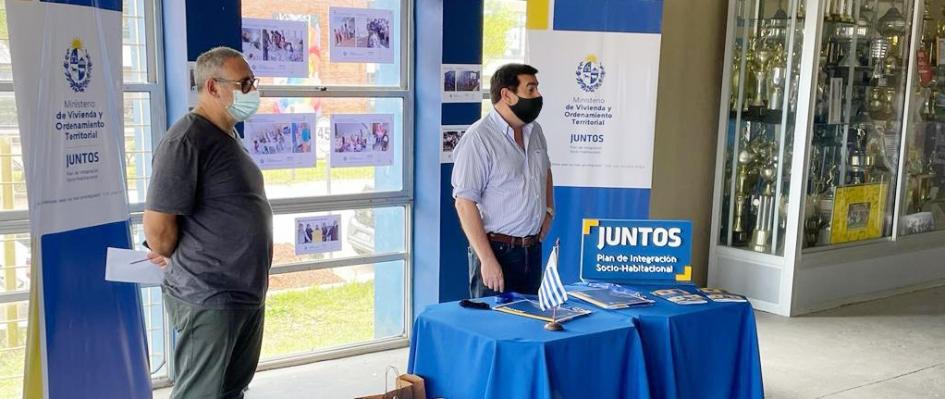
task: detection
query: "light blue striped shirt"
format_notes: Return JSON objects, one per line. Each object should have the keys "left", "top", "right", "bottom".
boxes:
{"left": 452, "top": 108, "right": 550, "bottom": 237}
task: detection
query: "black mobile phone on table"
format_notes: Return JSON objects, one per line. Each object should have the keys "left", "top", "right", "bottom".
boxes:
{"left": 459, "top": 299, "right": 490, "bottom": 310}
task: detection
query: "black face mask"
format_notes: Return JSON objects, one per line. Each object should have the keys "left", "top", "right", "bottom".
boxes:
{"left": 509, "top": 95, "right": 543, "bottom": 124}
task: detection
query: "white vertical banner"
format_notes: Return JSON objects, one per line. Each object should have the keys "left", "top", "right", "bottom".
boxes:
{"left": 524, "top": 0, "right": 663, "bottom": 284}
{"left": 527, "top": 30, "right": 661, "bottom": 189}
{"left": 7, "top": 0, "right": 129, "bottom": 234}
{"left": 6, "top": 0, "right": 150, "bottom": 397}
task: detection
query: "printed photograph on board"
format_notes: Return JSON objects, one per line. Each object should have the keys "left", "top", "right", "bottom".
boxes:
{"left": 330, "top": 114, "right": 394, "bottom": 167}
{"left": 295, "top": 215, "right": 342, "bottom": 255}
{"left": 441, "top": 64, "right": 482, "bottom": 103}
{"left": 329, "top": 7, "right": 394, "bottom": 63}
{"left": 242, "top": 113, "right": 317, "bottom": 170}
{"left": 440, "top": 125, "right": 468, "bottom": 163}
{"left": 242, "top": 18, "right": 309, "bottom": 77}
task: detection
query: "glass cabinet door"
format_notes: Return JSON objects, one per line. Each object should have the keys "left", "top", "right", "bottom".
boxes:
{"left": 719, "top": 0, "right": 805, "bottom": 255}
{"left": 803, "top": 0, "right": 915, "bottom": 248}
{"left": 900, "top": 0, "right": 945, "bottom": 236}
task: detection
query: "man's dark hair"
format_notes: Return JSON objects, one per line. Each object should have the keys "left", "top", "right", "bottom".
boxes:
{"left": 490, "top": 63, "right": 539, "bottom": 104}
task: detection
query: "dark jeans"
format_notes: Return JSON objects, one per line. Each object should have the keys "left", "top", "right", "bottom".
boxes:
{"left": 469, "top": 240, "right": 543, "bottom": 298}
{"left": 164, "top": 292, "right": 265, "bottom": 399}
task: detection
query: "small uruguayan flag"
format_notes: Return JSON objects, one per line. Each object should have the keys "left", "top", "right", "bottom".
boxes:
{"left": 538, "top": 243, "right": 568, "bottom": 311}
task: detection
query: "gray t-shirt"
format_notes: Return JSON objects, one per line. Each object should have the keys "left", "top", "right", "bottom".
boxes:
{"left": 147, "top": 113, "right": 273, "bottom": 309}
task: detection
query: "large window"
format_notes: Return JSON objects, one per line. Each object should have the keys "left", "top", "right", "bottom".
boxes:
{"left": 0, "top": 0, "right": 168, "bottom": 395}
{"left": 240, "top": 0, "right": 412, "bottom": 369}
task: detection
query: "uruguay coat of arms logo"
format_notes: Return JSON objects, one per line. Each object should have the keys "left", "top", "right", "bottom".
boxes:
{"left": 575, "top": 55, "right": 605, "bottom": 93}
{"left": 63, "top": 38, "right": 93, "bottom": 93}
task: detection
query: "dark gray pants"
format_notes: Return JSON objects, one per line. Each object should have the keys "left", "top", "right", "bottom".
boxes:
{"left": 164, "top": 293, "right": 265, "bottom": 399}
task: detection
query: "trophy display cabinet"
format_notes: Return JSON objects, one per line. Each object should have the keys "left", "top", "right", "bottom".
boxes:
{"left": 710, "top": 0, "right": 945, "bottom": 316}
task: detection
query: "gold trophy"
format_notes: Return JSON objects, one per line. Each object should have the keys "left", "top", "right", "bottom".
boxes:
{"left": 744, "top": 138, "right": 777, "bottom": 253}
{"left": 921, "top": 87, "right": 937, "bottom": 121}
{"left": 864, "top": 125, "right": 894, "bottom": 183}
{"left": 830, "top": 0, "right": 854, "bottom": 23}
{"left": 751, "top": 40, "right": 772, "bottom": 108}
{"left": 767, "top": 44, "right": 787, "bottom": 111}
{"left": 848, "top": 126, "right": 894, "bottom": 185}
{"left": 733, "top": 149, "right": 753, "bottom": 243}
{"left": 804, "top": 192, "right": 826, "bottom": 248}
{"left": 907, "top": 148, "right": 937, "bottom": 212}
{"left": 867, "top": 86, "right": 894, "bottom": 120}
{"left": 751, "top": 164, "right": 777, "bottom": 253}
{"left": 742, "top": 45, "right": 758, "bottom": 111}
{"left": 818, "top": 166, "right": 838, "bottom": 246}
{"left": 847, "top": 128, "right": 870, "bottom": 184}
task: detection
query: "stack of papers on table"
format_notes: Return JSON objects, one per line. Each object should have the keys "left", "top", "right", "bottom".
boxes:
{"left": 493, "top": 299, "right": 591, "bottom": 323}
{"left": 570, "top": 288, "right": 654, "bottom": 309}
{"left": 698, "top": 288, "right": 748, "bottom": 303}
{"left": 651, "top": 288, "right": 707, "bottom": 305}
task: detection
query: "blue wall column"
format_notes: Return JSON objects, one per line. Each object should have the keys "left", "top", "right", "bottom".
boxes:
{"left": 412, "top": 0, "right": 484, "bottom": 318}
{"left": 164, "top": 0, "right": 241, "bottom": 126}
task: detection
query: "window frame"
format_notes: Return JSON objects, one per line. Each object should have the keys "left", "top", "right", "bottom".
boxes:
{"left": 239, "top": 0, "right": 415, "bottom": 372}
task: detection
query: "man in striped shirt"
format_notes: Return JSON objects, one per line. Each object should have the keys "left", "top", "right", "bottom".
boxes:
{"left": 452, "top": 63, "right": 555, "bottom": 298}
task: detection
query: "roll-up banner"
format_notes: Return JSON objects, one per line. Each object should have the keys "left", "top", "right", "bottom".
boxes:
{"left": 6, "top": 0, "right": 151, "bottom": 397}
{"left": 527, "top": 0, "right": 664, "bottom": 283}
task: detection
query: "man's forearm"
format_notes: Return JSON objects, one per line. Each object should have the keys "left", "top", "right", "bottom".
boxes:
{"left": 546, "top": 169, "right": 554, "bottom": 209}
{"left": 455, "top": 198, "right": 496, "bottom": 263}
{"left": 143, "top": 212, "right": 179, "bottom": 257}
{"left": 145, "top": 228, "right": 178, "bottom": 257}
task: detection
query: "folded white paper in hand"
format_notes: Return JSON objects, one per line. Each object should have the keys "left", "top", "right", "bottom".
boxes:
{"left": 105, "top": 247, "right": 166, "bottom": 285}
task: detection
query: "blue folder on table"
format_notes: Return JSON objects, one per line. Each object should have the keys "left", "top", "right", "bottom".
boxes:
{"left": 571, "top": 288, "right": 654, "bottom": 309}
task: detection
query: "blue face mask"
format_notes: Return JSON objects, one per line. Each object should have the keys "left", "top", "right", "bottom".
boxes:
{"left": 227, "top": 90, "right": 260, "bottom": 122}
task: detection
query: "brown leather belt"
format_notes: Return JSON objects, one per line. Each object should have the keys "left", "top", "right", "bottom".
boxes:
{"left": 488, "top": 232, "right": 540, "bottom": 248}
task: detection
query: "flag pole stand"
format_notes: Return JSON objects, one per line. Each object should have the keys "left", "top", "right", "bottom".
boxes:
{"left": 544, "top": 306, "right": 564, "bottom": 331}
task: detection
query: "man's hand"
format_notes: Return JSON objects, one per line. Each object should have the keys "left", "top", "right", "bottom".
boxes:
{"left": 147, "top": 251, "right": 168, "bottom": 269}
{"left": 480, "top": 258, "right": 505, "bottom": 293}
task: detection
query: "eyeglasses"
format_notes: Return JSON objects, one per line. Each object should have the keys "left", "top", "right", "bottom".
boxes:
{"left": 213, "top": 76, "right": 260, "bottom": 94}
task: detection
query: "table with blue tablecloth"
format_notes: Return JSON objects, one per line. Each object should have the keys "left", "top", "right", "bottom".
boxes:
{"left": 407, "top": 298, "right": 651, "bottom": 399}
{"left": 408, "top": 285, "right": 763, "bottom": 399}
{"left": 613, "top": 285, "right": 764, "bottom": 399}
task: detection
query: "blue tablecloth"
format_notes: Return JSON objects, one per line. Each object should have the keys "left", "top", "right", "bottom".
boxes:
{"left": 613, "top": 285, "right": 764, "bottom": 399}
{"left": 408, "top": 299, "right": 651, "bottom": 399}
{"left": 408, "top": 285, "right": 764, "bottom": 399}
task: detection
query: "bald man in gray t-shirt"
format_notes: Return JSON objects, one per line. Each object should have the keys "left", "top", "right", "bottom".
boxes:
{"left": 144, "top": 47, "right": 271, "bottom": 399}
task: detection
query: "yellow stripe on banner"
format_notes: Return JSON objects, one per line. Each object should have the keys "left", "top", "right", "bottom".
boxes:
{"left": 582, "top": 219, "right": 599, "bottom": 235}
{"left": 675, "top": 266, "right": 693, "bottom": 282}
{"left": 526, "top": 0, "right": 550, "bottom": 30}
{"left": 23, "top": 288, "right": 44, "bottom": 398}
